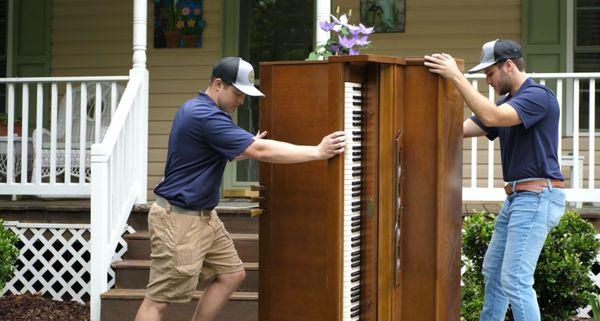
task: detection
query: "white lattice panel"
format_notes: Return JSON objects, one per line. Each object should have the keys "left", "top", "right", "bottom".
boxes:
{"left": 1, "top": 222, "right": 133, "bottom": 303}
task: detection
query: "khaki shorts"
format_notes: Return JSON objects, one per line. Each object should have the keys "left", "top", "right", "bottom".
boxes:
{"left": 145, "top": 200, "right": 243, "bottom": 303}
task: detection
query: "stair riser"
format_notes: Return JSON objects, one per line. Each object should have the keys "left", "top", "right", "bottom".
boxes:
{"left": 128, "top": 212, "right": 258, "bottom": 234}
{"left": 114, "top": 268, "right": 259, "bottom": 292}
{"left": 123, "top": 238, "right": 258, "bottom": 262}
{"left": 101, "top": 297, "right": 257, "bottom": 321}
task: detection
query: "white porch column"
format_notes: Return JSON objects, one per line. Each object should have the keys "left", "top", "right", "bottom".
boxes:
{"left": 315, "top": 0, "right": 331, "bottom": 46}
{"left": 132, "top": 0, "right": 147, "bottom": 69}
{"left": 132, "top": 0, "right": 148, "bottom": 203}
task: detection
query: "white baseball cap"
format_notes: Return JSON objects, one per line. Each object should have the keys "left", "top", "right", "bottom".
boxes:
{"left": 211, "top": 57, "right": 265, "bottom": 97}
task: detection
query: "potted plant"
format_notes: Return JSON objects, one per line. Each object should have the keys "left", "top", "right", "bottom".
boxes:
{"left": 307, "top": 7, "right": 375, "bottom": 60}
{"left": 158, "top": 0, "right": 182, "bottom": 48}
{"left": 0, "top": 114, "right": 22, "bottom": 136}
{"left": 176, "top": 2, "right": 205, "bottom": 48}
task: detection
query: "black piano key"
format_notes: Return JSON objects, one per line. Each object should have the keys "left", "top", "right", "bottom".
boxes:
{"left": 352, "top": 172, "right": 361, "bottom": 177}
{"left": 352, "top": 129, "right": 361, "bottom": 134}
{"left": 352, "top": 181, "right": 361, "bottom": 186}
{"left": 351, "top": 242, "right": 361, "bottom": 248}
{"left": 352, "top": 116, "right": 362, "bottom": 121}
{"left": 351, "top": 285, "right": 360, "bottom": 292}
{"left": 351, "top": 297, "right": 360, "bottom": 303}
{"left": 351, "top": 276, "right": 360, "bottom": 283}
{"left": 352, "top": 166, "right": 361, "bottom": 170}
{"left": 352, "top": 146, "right": 362, "bottom": 150}
{"left": 352, "top": 95, "right": 362, "bottom": 100}
{"left": 351, "top": 216, "right": 361, "bottom": 221}
{"left": 352, "top": 152, "right": 361, "bottom": 156}
{"left": 351, "top": 220, "right": 361, "bottom": 226}
{"left": 351, "top": 192, "right": 361, "bottom": 197}
{"left": 351, "top": 207, "right": 361, "bottom": 212}
{"left": 353, "top": 137, "right": 362, "bottom": 142}
{"left": 352, "top": 158, "right": 362, "bottom": 162}
{"left": 351, "top": 236, "right": 360, "bottom": 242}
{"left": 351, "top": 262, "right": 360, "bottom": 268}
{"left": 351, "top": 311, "right": 360, "bottom": 318}
{"left": 351, "top": 305, "right": 360, "bottom": 312}
{"left": 352, "top": 86, "right": 361, "bottom": 91}
{"left": 352, "top": 102, "right": 362, "bottom": 106}
{"left": 351, "top": 201, "right": 361, "bottom": 206}
{"left": 351, "top": 257, "right": 360, "bottom": 263}
{"left": 351, "top": 270, "right": 361, "bottom": 277}
{"left": 351, "top": 250, "right": 360, "bottom": 257}
{"left": 351, "top": 227, "right": 360, "bottom": 233}
{"left": 351, "top": 186, "right": 361, "bottom": 192}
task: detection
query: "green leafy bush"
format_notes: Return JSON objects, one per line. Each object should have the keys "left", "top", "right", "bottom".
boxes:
{"left": 461, "top": 210, "right": 600, "bottom": 321}
{"left": 0, "top": 219, "right": 18, "bottom": 291}
{"left": 590, "top": 293, "right": 600, "bottom": 321}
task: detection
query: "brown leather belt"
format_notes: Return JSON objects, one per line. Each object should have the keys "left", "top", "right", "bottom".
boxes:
{"left": 504, "top": 179, "right": 564, "bottom": 195}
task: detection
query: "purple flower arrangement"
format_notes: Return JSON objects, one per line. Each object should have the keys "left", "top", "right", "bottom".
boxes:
{"left": 307, "top": 8, "right": 374, "bottom": 60}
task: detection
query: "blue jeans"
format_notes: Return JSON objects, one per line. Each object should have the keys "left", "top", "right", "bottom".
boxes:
{"left": 479, "top": 185, "right": 565, "bottom": 321}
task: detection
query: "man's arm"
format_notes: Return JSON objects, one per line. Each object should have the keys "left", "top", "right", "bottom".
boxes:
{"left": 240, "top": 131, "right": 346, "bottom": 164}
{"left": 424, "top": 53, "right": 521, "bottom": 127}
{"left": 463, "top": 118, "right": 488, "bottom": 138}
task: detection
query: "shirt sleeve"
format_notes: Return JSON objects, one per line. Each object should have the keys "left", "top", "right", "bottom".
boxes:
{"left": 470, "top": 115, "right": 498, "bottom": 141}
{"left": 201, "top": 113, "right": 255, "bottom": 161}
{"left": 505, "top": 87, "right": 549, "bottom": 130}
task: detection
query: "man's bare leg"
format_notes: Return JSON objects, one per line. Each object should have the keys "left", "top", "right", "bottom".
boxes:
{"left": 135, "top": 297, "right": 169, "bottom": 321}
{"left": 191, "top": 270, "right": 246, "bottom": 321}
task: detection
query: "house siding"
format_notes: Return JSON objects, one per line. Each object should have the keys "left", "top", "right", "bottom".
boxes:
{"left": 51, "top": 0, "right": 222, "bottom": 199}
{"left": 50, "top": 0, "right": 600, "bottom": 198}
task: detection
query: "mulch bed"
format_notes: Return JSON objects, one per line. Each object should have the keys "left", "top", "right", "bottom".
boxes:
{"left": 0, "top": 294, "right": 89, "bottom": 321}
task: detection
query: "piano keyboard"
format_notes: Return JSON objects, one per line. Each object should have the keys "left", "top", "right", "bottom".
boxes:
{"left": 343, "top": 82, "right": 363, "bottom": 321}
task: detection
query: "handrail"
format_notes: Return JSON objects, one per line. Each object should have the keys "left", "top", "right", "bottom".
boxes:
{"left": 466, "top": 72, "right": 600, "bottom": 79}
{"left": 0, "top": 76, "right": 129, "bottom": 83}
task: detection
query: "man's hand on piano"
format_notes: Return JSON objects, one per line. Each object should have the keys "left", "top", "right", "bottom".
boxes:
{"left": 317, "top": 131, "right": 347, "bottom": 159}
{"left": 424, "top": 53, "right": 463, "bottom": 81}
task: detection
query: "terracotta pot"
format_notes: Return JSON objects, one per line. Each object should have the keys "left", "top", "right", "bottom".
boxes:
{"left": 182, "top": 34, "right": 199, "bottom": 48}
{"left": 164, "top": 31, "right": 181, "bottom": 48}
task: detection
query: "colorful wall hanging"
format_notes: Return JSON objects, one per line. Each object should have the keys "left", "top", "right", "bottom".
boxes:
{"left": 154, "top": 0, "right": 206, "bottom": 48}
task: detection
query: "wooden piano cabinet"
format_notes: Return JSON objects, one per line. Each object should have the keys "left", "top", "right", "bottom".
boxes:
{"left": 258, "top": 55, "right": 463, "bottom": 321}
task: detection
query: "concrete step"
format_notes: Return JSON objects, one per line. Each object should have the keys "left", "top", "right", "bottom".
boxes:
{"left": 112, "top": 260, "right": 258, "bottom": 292}
{"left": 122, "top": 232, "right": 258, "bottom": 262}
{"left": 101, "top": 289, "right": 257, "bottom": 321}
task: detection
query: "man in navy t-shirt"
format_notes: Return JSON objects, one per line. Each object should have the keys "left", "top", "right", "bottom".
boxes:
{"left": 135, "top": 57, "right": 346, "bottom": 321}
{"left": 425, "top": 40, "right": 566, "bottom": 321}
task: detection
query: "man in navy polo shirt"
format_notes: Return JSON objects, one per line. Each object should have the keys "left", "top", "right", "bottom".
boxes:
{"left": 135, "top": 57, "right": 346, "bottom": 321}
{"left": 424, "top": 40, "right": 566, "bottom": 321}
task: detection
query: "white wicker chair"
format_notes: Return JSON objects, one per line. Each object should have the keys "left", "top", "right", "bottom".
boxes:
{"left": 32, "top": 83, "right": 124, "bottom": 182}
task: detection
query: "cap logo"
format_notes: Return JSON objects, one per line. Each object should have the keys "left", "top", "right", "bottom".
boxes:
{"left": 248, "top": 70, "right": 255, "bottom": 84}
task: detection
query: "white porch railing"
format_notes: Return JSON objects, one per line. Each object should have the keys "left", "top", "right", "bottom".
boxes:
{"left": 89, "top": 0, "right": 148, "bottom": 320}
{"left": 463, "top": 73, "right": 600, "bottom": 205}
{"left": 0, "top": 76, "right": 128, "bottom": 196}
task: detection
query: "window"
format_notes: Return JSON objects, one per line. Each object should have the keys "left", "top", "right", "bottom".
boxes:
{"left": 231, "top": 0, "right": 314, "bottom": 185}
{"left": 575, "top": 0, "right": 600, "bottom": 131}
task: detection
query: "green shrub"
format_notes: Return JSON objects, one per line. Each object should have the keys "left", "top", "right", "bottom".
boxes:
{"left": 590, "top": 293, "right": 600, "bottom": 321}
{"left": 0, "top": 219, "right": 18, "bottom": 291}
{"left": 461, "top": 210, "right": 600, "bottom": 321}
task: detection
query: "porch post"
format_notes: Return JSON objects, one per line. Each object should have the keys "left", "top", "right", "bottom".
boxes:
{"left": 132, "top": 0, "right": 148, "bottom": 203}
{"left": 315, "top": 0, "right": 330, "bottom": 46}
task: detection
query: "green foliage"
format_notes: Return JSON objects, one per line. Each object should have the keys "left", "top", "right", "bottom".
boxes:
{"left": 461, "top": 210, "right": 600, "bottom": 321}
{"left": 0, "top": 219, "right": 19, "bottom": 291}
{"left": 590, "top": 293, "right": 600, "bottom": 321}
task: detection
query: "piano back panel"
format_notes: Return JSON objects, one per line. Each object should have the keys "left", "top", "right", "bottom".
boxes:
{"left": 392, "top": 61, "right": 462, "bottom": 321}
{"left": 259, "top": 61, "right": 347, "bottom": 321}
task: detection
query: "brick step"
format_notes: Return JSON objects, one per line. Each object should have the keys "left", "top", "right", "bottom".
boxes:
{"left": 122, "top": 232, "right": 258, "bottom": 262}
{"left": 101, "top": 289, "right": 257, "bottom": 321}
{"left": 112, "top": 260, "right": 258, "bottom": 292}
{"left": 127, "top": 207, "right": 259, "bottom": 234}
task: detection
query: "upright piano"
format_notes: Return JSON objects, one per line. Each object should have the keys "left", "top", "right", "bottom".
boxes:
{"left": 257, "top": 55, "right": 463, "bottom": 321}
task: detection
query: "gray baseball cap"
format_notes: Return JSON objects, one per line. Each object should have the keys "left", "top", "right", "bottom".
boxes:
{"left": 468, "top": 39, "right": 523, "bottom": 74}
{"left": 211, "top": 57, "right": 265, "bottom": 97}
